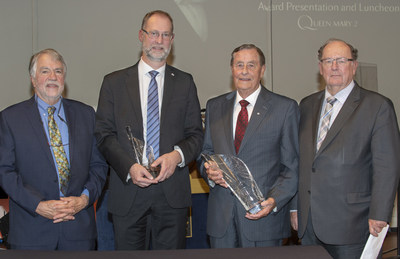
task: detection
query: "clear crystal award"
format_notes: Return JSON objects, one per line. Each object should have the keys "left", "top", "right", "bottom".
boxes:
{"left": 126, "top": 126, "right": 160, "bottom": 178}
{"left": 201, "top": 153, "right": 265, "bottom": 214}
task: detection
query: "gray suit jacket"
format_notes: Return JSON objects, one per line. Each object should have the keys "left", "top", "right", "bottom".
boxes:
{"left": 200, "top": 86, "right": 299, "bottom": 241}
{"left": 296, "top": 83, "right": 400, "bottom": 245}
{"left": 95, "top": 62, "right": 203, "bottom": 215}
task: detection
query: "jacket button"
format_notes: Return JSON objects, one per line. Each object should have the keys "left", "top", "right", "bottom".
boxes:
{"left": 308, "top": 190, "right": 311, "bottom": 194}
{"left": 312, "top": 168, "right": 315, "bottom": 173}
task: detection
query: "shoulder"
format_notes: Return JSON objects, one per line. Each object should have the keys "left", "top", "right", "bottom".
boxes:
{"left": 206, "top": 92, "right": 233, "bottom": 107}
{"left": 63, "top": 99, "right": 95, "bottom": 115}
{"left": 260, "top": 87, "right": 298, "bottom": 107}
{"left": 166, "top": 64, "right": 192, "bottom": 79}
{"left": 359, "top": 86, "right": 393, "bottom": 104}
{"left": 1, "top": 98, "right": 34, "bottom": 116}
{"left": 299, "top": 90, "right": 323, "bottom": 107}
{"left": 103, "top": 64, "right": 137, "bottom": 81}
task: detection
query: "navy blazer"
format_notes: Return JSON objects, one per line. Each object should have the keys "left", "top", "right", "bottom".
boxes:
{"left": 0, "top": 97, "right": 108, "bottom": 247}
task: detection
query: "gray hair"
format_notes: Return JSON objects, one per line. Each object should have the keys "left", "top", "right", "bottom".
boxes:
{"left": 29, "top": 48, "right": 67, "bottom": 78}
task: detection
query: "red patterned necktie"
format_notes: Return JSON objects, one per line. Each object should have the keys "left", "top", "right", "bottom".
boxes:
{"left": 234, "top": 100, "right": 249, "bottom": 154}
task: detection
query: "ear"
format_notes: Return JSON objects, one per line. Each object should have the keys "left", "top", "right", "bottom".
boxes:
{"left": 352, "top": 60, "right": 359, "bottom": 76}
{"left": 260, "top": 64, "right": 266, "bottom": 76}
{"left": 318, "top": 62, "right": 323, "bottom": 75}
{"left": 30, "top": 76, "right": 36, "bottom": 87}
{"left": 138, "top": 29, "right": 144, "bottom": 42}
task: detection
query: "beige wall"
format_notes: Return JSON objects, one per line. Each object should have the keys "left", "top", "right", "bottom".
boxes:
{"left": 1, "top": 0, "right": 399, "bottom": 224}
{"left": 1, "top": 0, "right": 399, "bottom": 112}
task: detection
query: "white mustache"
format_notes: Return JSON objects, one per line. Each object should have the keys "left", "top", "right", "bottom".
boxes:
{"left": 45, "top": 80, "right": 62, "bottom": 87}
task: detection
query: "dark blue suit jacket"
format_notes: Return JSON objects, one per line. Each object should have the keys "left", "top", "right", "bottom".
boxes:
{"left": 0, "top": 97, "right": 108, "bottom": 247}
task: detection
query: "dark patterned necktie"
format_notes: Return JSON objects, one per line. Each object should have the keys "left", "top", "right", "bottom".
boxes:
{"left": 47, "top": 106, "right": 70, "bottom": 195}
{"left": 234, "top": 100, "right": 249, "bottom": 154}
{"left": 147, "top": 70, "right": 160, "bottom": 159}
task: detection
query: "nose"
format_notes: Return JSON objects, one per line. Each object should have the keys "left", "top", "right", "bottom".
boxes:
{"left": 155, "top": 34, "right": 163, "bottom": 44}
{"left": 49, "top": 70, "right": 58, "bottom": 80}
{"left": 241, "top": 65, "right": 249, "bottom": 74}
{"left": 331, "top": 60, "right": 339, "bottom": 70}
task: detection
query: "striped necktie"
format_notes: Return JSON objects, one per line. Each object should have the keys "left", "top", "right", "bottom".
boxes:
{"left": 316, "top": 96, "right": 337, "bottom": 151}
{"left": 147, "top": 70, "right": 160, "bottom": 159}
{"left": 47, "top": 106, "right": 70, "bottom": 195}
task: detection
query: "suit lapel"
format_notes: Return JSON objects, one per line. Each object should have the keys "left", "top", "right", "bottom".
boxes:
{"left": 63, "top": 100, "right": 74, "bottom": 171}
{"left": 222, "top": 92, "right": 236, "bottom": 154}
{"left": 316, "top": 85, "right": 361, "bottom": 155}
{"left": 311, "top": 92, "right": 325, "bottom": 157}
{"left": 125, "top": 64, "right": 143, "bottom": 138}
{"left": 160, "top": 65, "right": 175, "bottom": 131}
{"left": 238, "top": 87, "right": 271, "bottom": 154}
{"left": 24, "top": 97, "right": 57, "bottom": 170}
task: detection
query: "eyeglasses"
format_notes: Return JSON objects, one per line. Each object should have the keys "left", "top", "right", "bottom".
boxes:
{"left": 320, "top": 57, "right": 354, "bottom": 66}
{"left": 141, "top": 29, "right": 174, "bottom": 41}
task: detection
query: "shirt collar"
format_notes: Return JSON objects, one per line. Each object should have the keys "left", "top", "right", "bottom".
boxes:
{"left": 325, "top": 80, "right": 355, "bottom": 104}
{"left": 36, "top": 95, "right": 64, "bottom": 118}
{"left": 235, "top": 84, "right": 261, "bottom": 107}
{"left": 139, "top": 58, "right": 166, "bottom": 77}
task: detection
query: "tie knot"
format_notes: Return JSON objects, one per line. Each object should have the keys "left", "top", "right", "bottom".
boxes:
{"left": 149, "top": 70, "right": 159, "bottom": 79}
{"left": 239, "top": 100, "right": 249, "bottom": 108}
{"left": 47, "top": 106, "right": 56, "bottom": 116}
{"left": 326, "top": 96, "right": 337, "bottom": 105}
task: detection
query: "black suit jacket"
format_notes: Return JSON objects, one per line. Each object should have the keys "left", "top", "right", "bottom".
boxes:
{"left": 296, "top": 83, "right": 400, "bottom": 244}
{"left": 95, "top": 62, "right": 203, "bottom": 216}
{"left": 0, "top": 97, "right": 108, "bottom": 247}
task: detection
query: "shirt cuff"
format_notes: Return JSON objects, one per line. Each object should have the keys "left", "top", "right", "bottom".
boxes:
{"left": 174, "top": 146, "right": 185, "bottom": 167}
{"left": 81, "top": 189, "right": 89, "bottom": 199}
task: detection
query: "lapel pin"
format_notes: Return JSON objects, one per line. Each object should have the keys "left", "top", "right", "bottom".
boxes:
{"left": 257, "top": 112, "right": 260, "bottom": 115}
{"left": 171, "top": 73, "right": 175, "bottom": 77}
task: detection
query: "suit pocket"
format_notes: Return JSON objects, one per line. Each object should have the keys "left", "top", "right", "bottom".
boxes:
{"left": 347, "top": 192, "right": 371, "bottom": 204}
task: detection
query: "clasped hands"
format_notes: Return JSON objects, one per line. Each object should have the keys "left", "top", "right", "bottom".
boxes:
{"left": 204, "top": 161, "right": 276, "bottom": 220}
{"left": 129, "top": 150, "right": 181, "bottom": 188}
{"left": 35, "top": 194, "right": 89, "bottom": 223}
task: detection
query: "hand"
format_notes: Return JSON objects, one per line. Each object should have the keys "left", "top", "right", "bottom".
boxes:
{"left": 204, "top": 161, "right": 228, "bottom": 188}
{"left": 245, "top": 197, "right": 276, "bottom": 220}
{"left": 368, "top": 219, "right": 387, "bottom": 237}
{"left": 290, "top": 211, "right": 298, "bottom": 231}
{"left": 153, "top": 150, "right": 181, "bottom": 182}
{"left": 35, "top": 199, "right": 75, "bottom": 223}
{"left": 59, "top": 194, "right": 89, "bottom": 216}
{"left": 129, "top": 163, "right": 158, "bottom": 187}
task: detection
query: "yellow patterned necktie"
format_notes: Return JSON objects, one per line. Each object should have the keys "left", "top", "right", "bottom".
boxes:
{"left": 47, "top": 106, "right": 70, "bottom": 195}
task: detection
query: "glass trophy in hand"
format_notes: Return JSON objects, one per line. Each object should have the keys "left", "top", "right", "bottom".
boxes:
{"left": 202, "top": 153, "right": 265, "bottom": 214}
{"left": 126, "top": 126, "right": 160, "bottom": 178}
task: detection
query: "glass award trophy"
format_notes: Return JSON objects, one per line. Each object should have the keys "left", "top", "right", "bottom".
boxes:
{"left": 126, "top": 126, "right": 160, "bottom": 178}
{"left": 201, "top": 153, "right": 265, "bottom": 214}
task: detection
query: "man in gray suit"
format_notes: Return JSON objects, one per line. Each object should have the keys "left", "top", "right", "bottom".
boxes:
{"left": 291, "top": 39, "right": 400, "bottom": 259}
{"left": 95, "top": 10, "right": 203, "bottom": 250}
{"left": 200, "top": 44, "right": 299, "bottom": 248}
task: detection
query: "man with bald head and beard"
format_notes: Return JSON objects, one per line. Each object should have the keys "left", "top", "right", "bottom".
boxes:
{"left": 95, "top": 10, "right": 203, "bottom": 250}
{"left": 291, "top": 39, "right": 400, "bottom": 258}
